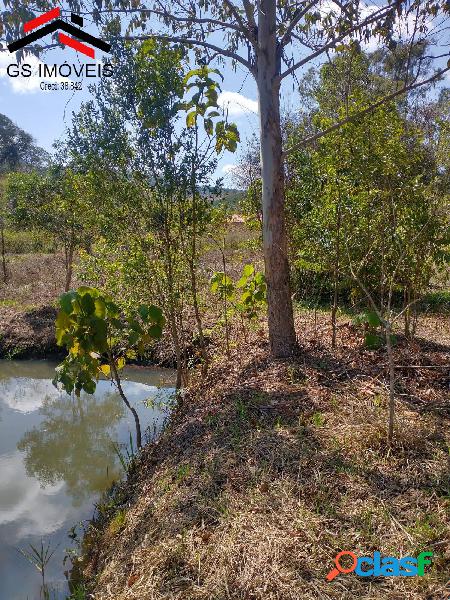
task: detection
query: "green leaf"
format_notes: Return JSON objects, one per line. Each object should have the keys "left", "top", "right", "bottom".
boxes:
{"left": 94, "top": 298, "right": 106, "bottom": 319}
{"left": 80, "top": 293, "right": 95, "bottom": 316}
{"left": 148, "top": 324, "right": 163, "bottom": 339}
{"left": 59, "top": 291, "right": 77, "bottom": 314}
{"left": 366, "top": 311, "right": 381, "bottom": 327}
{"left": 242, "top": 264, "right": 254, "bottom": 278}
{"left": 147, "top": 305, "right": 164, "bottom": 324}
{"left": 364, "top": 333, "right": 383, "bottom": 349}
{"left": 55, "top": 310, "right": 71, "bottom": 345}
{"left": 138, "top": 305, "right": 150, "bottom": 321}
{"left": 91, "top": 318, "right": 108, "bottom": 352}
{"left": 83, "top": 379, "right": 96, "bottom": 394}
{"left": 129, "top": 319, "right": 143, "bottom": 334}
{"left": 186, "top": 111, "right": 197, "bottom": 128}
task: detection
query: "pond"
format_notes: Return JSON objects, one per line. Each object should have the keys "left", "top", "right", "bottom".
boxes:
{"left": 0, "top": 359, "right": 176, "bottom": 600}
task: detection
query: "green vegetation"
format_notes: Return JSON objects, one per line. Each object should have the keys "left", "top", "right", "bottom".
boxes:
{"left": 54, "top": 286, "right": 164, "bottom": 448}
{"left": 0, "top": 3, "right": 449, "bottom": 598}
{"left": 18, "top": 539, "right": 58, "bottom": 599}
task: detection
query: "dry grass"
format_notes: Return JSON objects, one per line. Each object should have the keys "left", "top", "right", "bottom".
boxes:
{"left": 0, "top": 253, "right": 70, "bottom": 358}
{"left": 80, "top": 315, "right": 450, "bottom": 600}
{"left": 0, "top": 252, "right": 68, "bottom": 307}
{"left": 1, "top": 240, "right": 449, "bottom": 598}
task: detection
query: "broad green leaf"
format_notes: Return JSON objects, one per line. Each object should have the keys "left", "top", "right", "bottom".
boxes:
{"left": 91, "top": 318, "right": 108, "bottom": 352}
{"left": 94, "top": 298, "right": 106, "bottom": 319}
{"left": 83, "top": 379, "right": 96, "bottom": 394}
{"left": 242, "top": 264, "right": 254, "bottom": 277}
{"left": 147, "top": 305, "right": 164, "bottom": 323}
{"left": 138, "top": 304, "right": 149, "bottom": 321}
{"left": 364, "top": 333, "right": 383, "bottom": 349}
{"left": 148, "top": 324, "right": 163, "bottom": 339}
{"left": 80, "top": 293, "right": 95, "bottom": 316}
{"left": 100, "top": 364, "right": 111, "bottom": 376}
{"left": 59, "top": 291, "right": 77, "bottom": 314}
{"left": 365, "top": 311, "right": 381, "bottom": 327}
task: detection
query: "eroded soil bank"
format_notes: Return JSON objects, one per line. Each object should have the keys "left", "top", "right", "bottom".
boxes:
{"left": 0, "top": 304, "right": 177, "bottom": 364}
{"left": 75, "top": 315, "right": 450, "bottom": 600}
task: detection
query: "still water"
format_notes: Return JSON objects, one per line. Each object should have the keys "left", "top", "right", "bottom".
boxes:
{"left": 0, "top": 360, "right": 176, "bottom": 600}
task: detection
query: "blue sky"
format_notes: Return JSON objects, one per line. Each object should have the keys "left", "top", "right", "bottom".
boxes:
{"left": 1, "top": 4, "right": 448, "bottom": 185}
{"left": 0, "top": 41, "right": 260, "bottom": 185}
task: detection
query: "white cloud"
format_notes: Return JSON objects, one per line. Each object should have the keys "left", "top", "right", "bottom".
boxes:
{"left": 0, "top": 51, "right": 70, "bottom": 94}
{"left": 0, "top": 451, "right": 67, "bottom": 539}
{"left": 222, "top": 163, "right": 238, "bottom": 175}
{"left": 0, "top": 377, "right": 61, "bottom": 413}
{"left": 218, "top": 91, "right": 258, "bottom": 116}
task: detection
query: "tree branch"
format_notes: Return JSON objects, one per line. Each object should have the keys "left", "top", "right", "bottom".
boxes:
{"left": 283, "top": 65, "right": 450, "bottom": 156}
{"left": 125, "top": 33, "right": 254, "bottom": 73}
{"left": 223, "top": 0, "right": 256, "bottom": 47}
{"left": 280, "top": 0, "right": 321, "bottom": 47}
{"left": 242, "top": 0, "right": 257, "bottom": 30}
{"left": 77, "top": 6, "right": 243, "bottom": 34}
{"left": 279, "top": 2, "right": 398, "bottom": 80}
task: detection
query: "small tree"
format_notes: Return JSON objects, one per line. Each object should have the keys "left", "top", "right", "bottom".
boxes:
{"left": 6, "top": 169, "right": 94, "bottom": 291}
{"left": 287, "top": 49, "right": 447, "bottom": 342}
{"left": 211, "top": 263, "right": 267, "bottom": 349}
{"left": 64, "top": 40, "right": 238, "bottom": 386}
{"left": 53, "top": 286, "right": 165, "bottom": 449}
{"left": 0, "top": 177, "right": 8, "bottom": 283}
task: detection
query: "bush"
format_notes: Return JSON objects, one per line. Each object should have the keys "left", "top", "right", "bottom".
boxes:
{"left": 3, "top": 228, "right": 56, "bottom": 254}
{"left": 420, "top": 290, "right": 450, "bottom": 313}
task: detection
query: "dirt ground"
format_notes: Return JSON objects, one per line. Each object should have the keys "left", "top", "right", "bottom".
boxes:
{"left": 1, "top": 248, "right": 449, "bottom": 599}
{"left": 0, "top": 253, "right": 66, "bottom": 358}
{"left": 77, "top": 313, "right": 449, "bottom": 600}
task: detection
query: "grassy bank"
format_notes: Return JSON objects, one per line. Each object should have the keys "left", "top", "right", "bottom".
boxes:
{"left": 74, "top": 312, "right": 449, "bottom": 599}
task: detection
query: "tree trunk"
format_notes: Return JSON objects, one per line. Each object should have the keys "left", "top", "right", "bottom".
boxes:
{"left": 188, "top": 175, "right": 209, "bottom": 373}
{"left": 385, "top": 321, "right": 395, "bottom": 445}
{"left": 403, "top": 285, "right": 412, "bottom": 338}
{"left": 0, "top": 220, "right": 7, "bottom": 283}
{"left": 110, "top": 357, "right": 142, "bottom": 449}
{"left": 331, "top": 200, "right": 342, "bottom": 348}
{"left": 189, "top": 255, "right": 209, "bottom": 370}
{"left": 64, "top": 243, "right": 74, "bottom": 292}
{"left": 257, "top": 0, "right": 297, "bottom": 358}
{"left": 170, "top": 315, "right": 184, "bottom": 390}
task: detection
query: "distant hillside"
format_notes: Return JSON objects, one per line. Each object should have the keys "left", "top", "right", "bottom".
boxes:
{"left": 214, "top": 187, "right": 245, "bottom": 208}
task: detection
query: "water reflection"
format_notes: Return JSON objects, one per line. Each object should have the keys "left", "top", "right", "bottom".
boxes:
{"left": 17, "top": 390, "right": 125, "bottom": 506}
{"left": 0, "top": 360, "right": 176, "bottom": 600}
{"left": 0, "top": 451, "right": 67, "bottom": 538}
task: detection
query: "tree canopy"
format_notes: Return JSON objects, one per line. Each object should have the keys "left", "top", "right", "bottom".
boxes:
{"left": 0, "top": 113, "right": 49, "bottom": 173}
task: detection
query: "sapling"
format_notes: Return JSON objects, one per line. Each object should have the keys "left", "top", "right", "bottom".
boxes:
{"left": 53, "top": 286, "right": 165, "bottom": 449}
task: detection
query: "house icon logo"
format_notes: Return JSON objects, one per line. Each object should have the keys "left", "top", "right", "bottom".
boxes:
{"left": 8, "top": 7, "right": 111, "bottom": 58}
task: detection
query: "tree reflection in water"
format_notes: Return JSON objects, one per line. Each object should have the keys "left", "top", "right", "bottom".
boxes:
{"left": 17, "top": 389, "right": 125, "bottom": 506}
